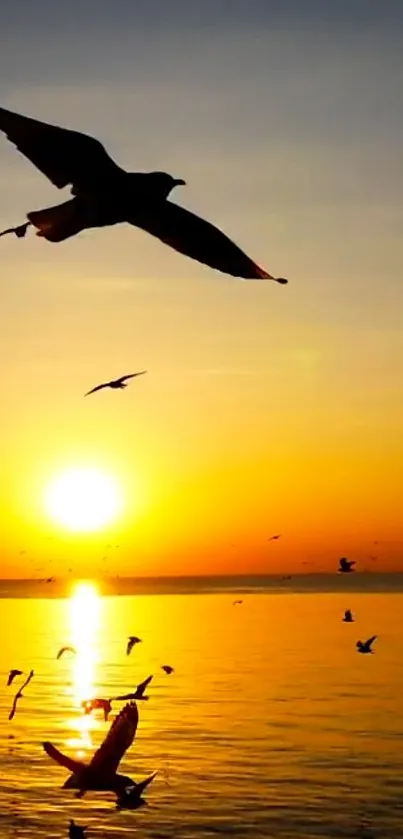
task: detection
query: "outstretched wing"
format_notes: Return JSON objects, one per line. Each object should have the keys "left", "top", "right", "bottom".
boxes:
{"left": 85, "top": 383, "right": 108, "bottom": 396}
{"left": 0, "top": 107, "right": 124, "bottom": 191}
{"left": 366, "top": 635, "right": 377, "bottom": 649}
{"left": 120, "top": 372, "right": 147, "bottom": 383}
{"left": 128, "top": 202, "right": 287, "bottom": 282}
{"left": 89, "top": 702, "right": 138, "bottom": 775}
{"left": 137, "top": 675, "right": 153, "bottom": 695}
{"left": 43, "top": 741, "right": 85, "bottom": 773}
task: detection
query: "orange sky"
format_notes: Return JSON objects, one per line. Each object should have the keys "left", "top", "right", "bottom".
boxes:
{"left": 1, "top": 2, "right": 403, "bottom": 577}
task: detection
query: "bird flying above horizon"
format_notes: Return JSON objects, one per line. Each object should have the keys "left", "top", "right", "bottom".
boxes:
{"left": 357, "top": 636, "right": 377, "bottom": 654}
{"left": 232, "top": 600, "right": 243, "bottom": 606}
{"left": 113, "top": 675, "right": 153, "bottom": 702}
{"left": 126, "top": 636, "right": 142, "bottom": 656}
{"left": 8, "top": 669, "right": 34, "bottom": 721}
{"left": 161, "top": 665, "right": 174, "bottom": 675}
{"left": 85, "top": 372, "right": 146, "bottom": 396}
{"left": 268, "top": 534, "right": 281, "bottom": 541}
{"left": 343, "top": 609, "right": 354, "bottom": 623}
{"left": 7, "top": 669, "right": 23, "bottom": 687}
{"left": 43, "top": 701, "right": 156, "bottom": 802}
{"left": 57, "top": 646, "right": 76, "bottom": 660}
{"left": 0, "top": 107, "right": 288, "bottom": 283}
{"left": 339, "top": 557, "right": 356, "bottom": 573}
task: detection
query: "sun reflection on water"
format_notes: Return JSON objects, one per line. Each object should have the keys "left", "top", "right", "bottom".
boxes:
{"left": 67, "top": 581, "right": 101, "bottom": 750}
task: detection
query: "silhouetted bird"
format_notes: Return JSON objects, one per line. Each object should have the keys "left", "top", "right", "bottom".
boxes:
{"left": 126, "top": 636, "right": 142, "bottom": 656}
{"left": 357, "top": 636, "right": 377, "bottom": 654}
{"left": 161, "top": 665, "right": 174, "bottom": 675}
{"left": 114, "top": 675, "right": 153, "bottom": 702}
{"left": 7, "top": 669, "right": 23, "bottom": 686}
{"left": 43, "top": 701, "right": 156, "bottom": 801}
{"left": 8, "top": 670, "right": 34, "bottom": 721}
{"left": 82, "top": 698, "right": 112, "bottom": 722}
{"left": 85, "top": 372, "right": 146, "bottom": 396}
{"left": 232, "top": 600, "right": 243, "bottom": 606}
{"left": 343, "top": 609, "right": 354, "bottom": 623}
{"left": 0, "top": 107, "right": 288, "bottom": 283}
{"left": 57, "top": 646, "right": 76, "bottom": 660}
{"left": 339, "top": 557, "right": 356, "bottom": 573}
{"left": 116, "top": 773, "right": 157, "bottom": 810}
{"left": 69, "top": 820, "right": 88, "bottom": 839}
{"left": 268, "top": 534, "right": 281, "bottom": 541}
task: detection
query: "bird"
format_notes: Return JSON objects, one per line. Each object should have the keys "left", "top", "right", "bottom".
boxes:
{"left": 357, "top": 636, "right": 377, "bottom": 654}
{"left": 161, "top": 665, "right": 174, "bottom": 675}
{"left": 116, "top": 774, "right": 157, "bottom": 810}
{"left": 7, "top": 669, "right": 23, "bottom": 686}
{"left": 0, "top": 106, "right": 288, "bottom": 283}
{"left": 82, "top": 697, "right": 112, "bottom": 722}
{"left": 126, "top": 636, "right": 142, "bottom": 656}
{"left": 57, "top": 645, "right": 76, "bottom": 660}
{"left": 232, "top": 600, "right": 243, "bottom": 606}
{"left": 339, "top": 557, "right": 356, "bottom": 573}
{"left": 113, "top": 675, "right": 153, "bottom": 702}
{"left": 85, "top": 372, "right": 146, "bottom": 396}
{"left": 268, "top": 534, "right": 281, "bottom": 541}
{"left": 43, "top": 701, "right": 156, "bottom": 801}
{"left": 69, "top": 821, "right": 88, "bottom": 839}
{"left": 343, "top": 609, "right": 354, "bottom": 623}
{"left": 8, "top": 670, "right": 34, "bottom": 721}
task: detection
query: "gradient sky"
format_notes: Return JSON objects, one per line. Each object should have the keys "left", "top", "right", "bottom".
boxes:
{"left": 1, "top": 0, "right": 403, "bottom": 577}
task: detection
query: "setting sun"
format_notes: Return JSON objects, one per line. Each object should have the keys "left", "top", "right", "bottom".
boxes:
{"left": 44, "top": 467, "right": 122, "bottom": 532}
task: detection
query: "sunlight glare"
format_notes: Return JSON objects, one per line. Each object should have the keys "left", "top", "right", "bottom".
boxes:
{"left": 67, "top": 581, "right": 101, "bottom": 749}
{"left": 44, "top": 466, "right": 122, "bottom": 532}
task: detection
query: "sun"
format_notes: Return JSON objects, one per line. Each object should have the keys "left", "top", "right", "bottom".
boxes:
{"left": 44, "top": 467, "right": 122, "bottom": 532}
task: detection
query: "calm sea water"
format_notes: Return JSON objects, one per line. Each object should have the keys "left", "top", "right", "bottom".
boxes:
{"left": 1, "top": 577, "right": 403, "bottom": 838}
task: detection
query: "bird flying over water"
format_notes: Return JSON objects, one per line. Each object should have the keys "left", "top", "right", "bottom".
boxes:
{"left": 82, "top": 698, "right": 112, "bottom": 722}
{"left": 339, "top": 557, "right": 356, "bottom": 573}
{"left": 161, "top": 665, "right": 174, "bottom": 675}
{"left": 268, "top": 534, "right": 281, "bottom": 541}
{"left": 232, "top": 600, "right": 243, "bottom": 606}
{"left": 57, "top": 645, "right": 76, "bottom": 660}
{"left": 7, "top": 669, "right": 23, "bottom": 686}
{"left": 43, "top": 701, "right": 155, "bottom": 800}
{"left": 8, "top": 670, "right": 34, "bottom": 721}
{"left": 126, "top": 636, "right": 142, "bottom": 656}
{"left": 343, "top": 609, "right": 354, "bottom": 623}
{"left": 69, "top": 821, "right": 87, "bottom": 839}
{"left": 357, "top": 636, "right": 377, "bottom": 654}
{"left": 85, "top": 372, "right": 146, "bottom": 396}
{"left": 114, "top": 675, "right": 153, "bottom": 702}
{"left": 0, "top": 107, "right": 288, "bottom": 283}
{"left": 116, "top": 773, "right": 157, "bottom": 810}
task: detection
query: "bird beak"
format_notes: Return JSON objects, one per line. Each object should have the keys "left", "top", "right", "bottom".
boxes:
{"left": 174, "top": 178, "right": 186, "bottom": 187}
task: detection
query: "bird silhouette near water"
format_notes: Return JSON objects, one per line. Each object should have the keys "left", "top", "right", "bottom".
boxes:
{"left": 113, "top": 675, "right": 153, "bottom": 702}
{"left": 43, "top": 701, "right": 156, "bottom": 801}
{"left": 8, "top": 669, "right": 34, "bottom": 721}
{"left": 7, "top": 669, "right": 23, "bottom": 686}
{"left": 357, "top": 636, "right": 377, "bottom": 654}
{"left": 0, "top": 106, "right": 288, "bottom": 283}
{"left": 57, "top": 646, "right": 76, "bottom": 660}
{"left": 85, "top": 372, "right": 146, "bottom": 396}
{"left": 126, "top": 636, "right": 142, "bottom": 655}
{"left": 161, "top": 665, "right": 174, "bottom": 675}
{"left": 82, "top": 697, "right": 112, "bottom": 722}
{"left": 343, "top": 609, "right": 354, "bottom": 623}
{"left": 339, "top": 557, "right": 356, "bottom": 573}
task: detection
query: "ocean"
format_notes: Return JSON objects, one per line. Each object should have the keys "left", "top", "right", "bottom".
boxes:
{"left": 1, "top": 575, "right": 403, "bottom": 838}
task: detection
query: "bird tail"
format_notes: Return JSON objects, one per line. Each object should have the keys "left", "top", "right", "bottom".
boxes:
{"left": 28, "top": 199, "right": 84, "bottom": 242}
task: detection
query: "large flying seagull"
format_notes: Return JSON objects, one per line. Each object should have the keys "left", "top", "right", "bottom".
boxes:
{"left": 0, "top": 107, "right": 288, "bottom": 283}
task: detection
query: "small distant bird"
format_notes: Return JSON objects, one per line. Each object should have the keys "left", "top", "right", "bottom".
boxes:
{"left": 343, "top": 609, "right": 354, "bottom": 623}
{"left": 7, "top": 669, "right": 23, "bottom": 686}
{"left": 161, "top": 665, "right": 174, "bottom": 675}
{"left": 0, "top": 107, "right": 288, "bottom": 283}
{"left": 357, "top": 636, "right": 377, "bottom": 654}
{"left": 43, "top": 701, "right": 156, "bottom": 801}
{"left": 8, "top": 669, "right": 34, "bottom": 721}
{"left": 85, "top": 371, "right": 146, "bottom": 396}
{"left": 116, "top": 773, "right": 157, "bottom": 810}
{"left": 268, "top": 534, "right": 281, "bottom": 541}
{"left": 46, "top": 577, "right": 55, "bottom": 583}
{"left": 114, "top": 675, "right": 153, "bottom": 702}
{"left": 126, "top": 636, "right": 142, "bottom": 656}
{"left": 69, "top": 821, "right": 87, "bottom": 839}
{"left": 82, "top": 698, "right": 112, "bottom": 722}
{"left": 232, "top": 600, "right": 243, "bottom": 606}
{"left": 57, "top": 646, "right": 76, "bottom": 660}
{"left": 339, "top": 557, "right": 356, "bottom": 573}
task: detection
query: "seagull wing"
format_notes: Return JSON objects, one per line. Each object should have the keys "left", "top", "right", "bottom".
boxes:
{"left": 136, "top": 675, "right": 153, "bottom": 696}
{"left": 0, "top": 107, "right": 124, "bottom": 191}
{"left": 43, "top": 741, "right": 85, "bottom": 773}
{"left": 119, "top": 372, "right": 147, "bottom": 383}
{"left": 366, "top": 635, "right": 377, "bottom": 650}
{"left": 85, "top": 383, "right": 109, "bottom": 396}
{"left": 8, "top": 694, "right": 20, "bottom": 721}
{"left": 128, "top": 202, "right": 286, "bottom": 282}
{"left": 88, "top": 702, "right": 139, "bottom": 775}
